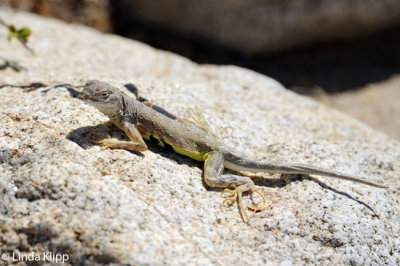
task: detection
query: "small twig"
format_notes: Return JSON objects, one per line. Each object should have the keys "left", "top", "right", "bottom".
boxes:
{"left": 17, "top": 38, "right": 34, "bottom": 54}
{"left": 0, "top": 17, "right": 7, "bottom": 28}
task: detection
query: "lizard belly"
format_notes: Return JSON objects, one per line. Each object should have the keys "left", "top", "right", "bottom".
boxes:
{"left": 169, "top": 145, "right": 207, "bottom": 161}
{"left": 141, "top": 132, "right": 207, "bottom": 161}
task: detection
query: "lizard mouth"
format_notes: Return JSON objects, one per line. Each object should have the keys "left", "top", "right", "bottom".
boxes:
{"left": 78, "top": 93, "right": 90, "bottom": 101}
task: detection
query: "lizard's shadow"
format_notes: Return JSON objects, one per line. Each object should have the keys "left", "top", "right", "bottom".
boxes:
{"left": 67, "top": 122, "right": 127, "bottom": 151}
{"left": 249, "top": 173, "right": 378, "bottom": 216}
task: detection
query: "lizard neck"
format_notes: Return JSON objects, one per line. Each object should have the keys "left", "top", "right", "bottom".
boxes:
{"left": 107, "top": 94, "right": 138, "bottom": 127}
{"left": 91, "top": 93, "right": 125, "bottom": 120}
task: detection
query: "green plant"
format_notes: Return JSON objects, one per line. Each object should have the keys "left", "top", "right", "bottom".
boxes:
{"left": 0, "top": 17, "right": 33, "bottom": 53}
{"left": 7, "top": 24, "right": 31, "bottom": 42}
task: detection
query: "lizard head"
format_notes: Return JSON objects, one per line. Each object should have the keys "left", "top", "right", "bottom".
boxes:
{"left": 79, "top": 80, "right": 124, "bottom": 116}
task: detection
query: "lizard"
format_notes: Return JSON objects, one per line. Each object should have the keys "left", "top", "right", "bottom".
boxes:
{"left": 78, "top": 80, "right": 386, "bottom": 222}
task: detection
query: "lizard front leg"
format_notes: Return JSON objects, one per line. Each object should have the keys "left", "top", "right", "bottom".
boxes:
{"left": 204, "top": 151, "right": 267, "bottom": 222}
{"left": 95, "top": 120, "right": 148, "bottom": 152}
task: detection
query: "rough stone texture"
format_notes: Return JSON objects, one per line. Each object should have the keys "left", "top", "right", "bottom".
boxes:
{"left": 113, "top": 0, "right": 400, "bottom": 53}
{"left": 0, "top": 9, "right": 399, "bottom": 265}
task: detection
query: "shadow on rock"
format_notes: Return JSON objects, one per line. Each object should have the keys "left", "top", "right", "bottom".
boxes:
{"left": 254, "top": 174, "right": 379, "bottom": 217}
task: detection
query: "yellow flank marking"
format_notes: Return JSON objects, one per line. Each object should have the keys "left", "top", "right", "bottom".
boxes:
{"left": 170, "top": 145, "right": 208, "bottom": 161}
{"left": 152, "top": 135, "right": 165, "bottom": 148}
{"left": 141, "top": 132, "right": 151, "bottom": 140}
{"left": 141, "top": 132, "right": 207, "bottom": 161}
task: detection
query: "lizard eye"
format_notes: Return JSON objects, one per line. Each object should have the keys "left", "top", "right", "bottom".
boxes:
{"left": 102, "top": 92, "right": 109, "bottom": 97}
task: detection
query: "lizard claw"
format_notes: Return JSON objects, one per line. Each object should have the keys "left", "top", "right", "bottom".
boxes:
{"left": 221, "top": 184, "right": 238, "bottom": 207}
{"left": 221, "top": 185, "right": 267, "bottom": 222}
{"left": 247, "top": 189, "right": 268, "bottom": 212}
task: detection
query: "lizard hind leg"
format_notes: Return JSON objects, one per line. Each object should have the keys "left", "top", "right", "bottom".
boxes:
{"left": 204, "top": 151, "right": 267, "bottom": 222}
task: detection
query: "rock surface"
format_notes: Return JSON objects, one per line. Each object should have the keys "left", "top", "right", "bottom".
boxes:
{"left": 113, "top": 0, "right": 400, "bottom": 53}
{"left": 0, "top": 9, "right": 399, "bottom": 265}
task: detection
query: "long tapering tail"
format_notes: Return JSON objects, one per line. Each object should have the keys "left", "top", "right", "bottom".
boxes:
{"left": 222, "top": 152, "right": 386, "bottom": 188}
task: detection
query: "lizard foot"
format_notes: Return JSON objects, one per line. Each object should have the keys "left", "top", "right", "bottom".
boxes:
{"left": 85, "top": 132, "right": 142, "bottom": 151}
{"left": 221, "top": 185, "right": 267, "bottom": 222}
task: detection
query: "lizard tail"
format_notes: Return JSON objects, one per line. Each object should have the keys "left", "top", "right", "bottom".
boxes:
{"left": 222, "top": 153, "right": 386, "bottom": 188}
